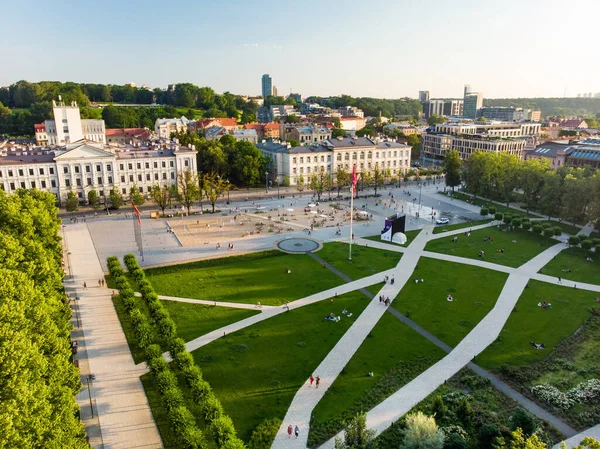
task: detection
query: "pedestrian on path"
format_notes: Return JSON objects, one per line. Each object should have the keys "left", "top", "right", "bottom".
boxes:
{"left": 315, "top": 376, "right": 320, "bottom": 388}
{"left": 83, "top": 282, "right": 87, "bottom": 290}
{"left": 391, "top": 277, "right": 395, "bottom": 285}
{"left": 101, "top": 279, "right": 105, "bottom": 287}
{"left": 309, "top": 375, "right": 314, "bottom": 387}
{"left": 295, "top": 425, "right": 299, "bottom": 438}
{"left": 558, "top": 277, "right": 562, "bottom": 284}
{"left": 287, "top": 425, "right": 293, "bottom": 438}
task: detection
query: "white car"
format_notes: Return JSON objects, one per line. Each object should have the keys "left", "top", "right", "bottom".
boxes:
{"left": 436, "top": 217, "right": 450, "bottom": 225}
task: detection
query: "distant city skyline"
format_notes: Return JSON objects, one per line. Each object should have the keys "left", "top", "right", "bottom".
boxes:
{"left": 2, "top": 0, "right": 599, "bottom": 99}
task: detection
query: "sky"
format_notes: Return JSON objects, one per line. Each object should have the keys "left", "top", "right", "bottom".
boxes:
{"left": 2, "top": 0, "right": 599, "bottom": 99}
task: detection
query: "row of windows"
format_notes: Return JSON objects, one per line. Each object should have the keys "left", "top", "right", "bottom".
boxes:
{"left": 119, "top": 160, "right": 176, "bottom": 170}
{"left": 68, "top": 164, "right": 113, "bottom": 174}
{"left": 292, "top": 155, "right": 332, "bottom": 164}
{"left": 120, "top": 172, "right": 175, "bottom": 183}
{"left": 3, "top": 179, "right": 56, "bottom": 191}
{"left": 71, "top": 177, "right": 113, "bottom": 187}
{"left": 2, "top": 167, "right": 55, "bottom": 177}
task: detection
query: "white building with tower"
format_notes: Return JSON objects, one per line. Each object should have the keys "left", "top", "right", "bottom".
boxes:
{"left": 36, "top": 99, "right": 106, "bottom": 145}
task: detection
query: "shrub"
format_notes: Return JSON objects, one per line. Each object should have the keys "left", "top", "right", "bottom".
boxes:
{"left": 190, "top": 377, "right": 212, "bottom": 403}
{"left": 402, "top": 411, "right": 444, "bottom": 449}
{"left": 156, "top": 369, "right": 178, "bottom": 394}
{"left": 477, "top": 423, "right": 502, "bottom": 448}
{"left": 144, "top": 292, "right": 160, "bottom": 305}
{"left": 130, "top": 308, "right": 144, "bottom": 326}
{"left": 148, "top": 356, "right": 168, "bottom": 374}
{"left": 145, "top": 344, "right": 162, "bottom": 361}
{"left": 134, "top": 321, "right": 153, "bottom": 349}
{"left": 581, "top": 239, "right": 593, "bottom": 251}
{"left": 175, "top": 351, "right": 195, "bottom": 372}
{"left": 592, "top": 238, "right": 600, "bottom": 246}
{"left": 510, "top": 407, "right": 536, "bottom": 436}
{"left": 443, "top": 432, "right": 467, "bottom": 449}
{"left": 122, "top": 295, "right": 136, "bottom": 311}
{"left": 531, "top": 224, "right": 542, "bottom": 234}
{"left": 596, "top": 244, "right": 600, "bottom": 254}
{"left": 522, "top": 222, "right": 531, "bottom": 231}
{"left": 107, "top": 256, "right": 120, "bottom": 267}
{"left": 119, "top": 286, "right": 135, "bottom": 299}
{"left": 503, "top": 214, "right": 512, "bottom": 225}
{"left": 221, "top": 437, "right": 246, "bottom": 449}
{"left": 169, "top": 337, "right": 187, "bottom": 359}
{"left": 157, "top": 317, "right": 177, "bottom": 341}
{"left": 178, "top": 425, "right": 206, "bottom": 449}
{"left": 488, "top": 207, "right": 497, "bottom": 215}
{"left": 480, "top": 208, "right": 489, "bottom": 217}
{"left": 115, "top": 275, "right": 129, "bottom": 289}
{"left": 131, "top": 268, "right": 145, "bottom": 282}
{"left": 182, "top": 364, "right": 203, "bottom": 384}
{"left": 576, "top": 234, "right": 588, "bottom": 244}
{"left": 211, "top": 415, "right": 237, "bottom": 446}
{"left": 568, "top": 235, "right": 580, "bottom": 246}
{"left": 110, "top": 266, "right": 124, "bottom": 278}
{"left": 140, "top": 284, "right": 155, "bottom": 297}
{"left": 168, "top": 405, "right": 196, "bottom": 435}
{"left": 495, "top": 213, "right": 503, "bottom": 221}
{"left": 511, "top": 218, "right": 521, "bottom": 228}
{"left": 553, "top": 226, "right": 562, "bottom": 236}
{"left": 202, "top": 394, "right": 224, "bottom": 422}
{"left": 248, "top": 418, "right": 282, "bottom": 449}
{"left": 162, "top": 385, "right": 185, "bottom": 413}
{"left": 138, "top": 278, "right": 152, "bottom": 291}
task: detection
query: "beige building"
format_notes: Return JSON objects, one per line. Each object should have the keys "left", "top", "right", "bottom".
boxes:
{"left": 154, "top": 116, "right": 190, "bottom": 139}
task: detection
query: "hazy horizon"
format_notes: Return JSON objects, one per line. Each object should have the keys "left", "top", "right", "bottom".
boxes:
{"left": 2, "top": 0, "right": 599, "bottom": 99}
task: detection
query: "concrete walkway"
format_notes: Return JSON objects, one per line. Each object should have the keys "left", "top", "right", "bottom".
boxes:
{"left": 64, "top": 223, "right": 162, "bottom": 449}
{"left": 157, "top": 294, "right": 278, "bottom": 310}
{"left": 554, "top": 424, "right": 600, "bottom": 448}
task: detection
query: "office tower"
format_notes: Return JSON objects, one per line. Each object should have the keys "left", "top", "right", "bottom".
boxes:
{"left": 419, "top": 91, "right": 430, "bottom": 102}
{"left": 262, "top": 74, "right": 273, "bottom": 98}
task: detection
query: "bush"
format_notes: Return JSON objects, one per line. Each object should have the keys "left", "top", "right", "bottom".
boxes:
{"left": 488, "top": 207, "right": 497, "bottom": 215}
{"left": 202, "top": 394, "right": 224, "bottom": 422}
{"left": 131, "top": 268, "right": 145, "bottom": 282}
{"left": 115, "top": 275, "right": 129, "bottom": 289}
{"left": 478, "top": 423, "right": 502, "bottom": 448}
{"left": 135, "top": 321, "right": 153, "bottom": 349}
{"left": 522, "top": 222, "right": 531, "bottom": 231}
{"left": 532, "top": 224, "right": 542, "bottom": 234}
{"left": 221, "top": 437, "right": 246, "bottom": 449}
{"left": 174, "top": 351, "right": 195, "bottom": 372}
{"left": 145, "top": 344, "right": 162, "bottom": 361}
{"left": 444, "top": 432, "right": 467, "bottom": 449}
{"left": 119, "top": 286, "right": 135, "bottom": 299}
{"left": 211, "top": 415, "right": 237, "bottom": 446}
{"left": 248, "top": 418, "right": 282, "bottom": 449}
{"left": 596, "top": 245, "right": 600, "bottom": 254}
{"left": 168, "top": 405, "right": 196, "bottom": 435}
{"left": 182, "top": 364, "right": 203, "bottom": 384}
{"left": 553, "top": 226, "right": 562, "bottom": 236}
{"left": 495, "top": 213, "right": 503, "bottom": 221}
{"left": 130, "top": 308, "right": 144, "bottom": 326}
{"left": 581, "top": 239, "right": 593, "bottom": 251}
{"left": 592, "top": 238, "right": 600, "bottom": 246}
{"left": 157, "top": 317, "right": 177, "bottom": 341}
{"left": 162, "top": 385, "right": 185, "bottom": 413}
{"left": 110, "top": 266, "right": 124, "bottom": 278}
{"left": 568, "top": 235, "right": 580, "bottom": 246}
{"left": 511, "top": 218, "right": 521, "bottom": 228}
{"left": 156, "top": 369, "right": 178, "bottom": 394}
{"left": 178, "top": 425, "right": 206, "bottom": 449}
{"left": 190, "top": 377, "right": 212, "bottom": 403}
{"left": 122, "top": 295, "right": 136, "bottom": 311}
{"left": 140, "top": 284, "right": 155, "bottom": 297}
{"left": 480, "top": 208, "right": 489, "bottom": 217}
{"left": 510, "top": 407, "right": 536, "bottom": 436}
{"left": 169, "top": 337, "right": 187, "bottom": 359}
{"left": 148, "top": 301, "right": 166, "bottom": 320}
{"left": 503, "top": 214, "right": 512, "bottom": 225}
{"left": 148, "top": 356, "right": 168, "bottom": 374}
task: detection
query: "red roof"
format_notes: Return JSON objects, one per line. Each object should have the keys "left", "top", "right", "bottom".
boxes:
{"left": 34, "top": 122, "right": 46, "bottom": 131}
{"left": 243, "top": 123, "right": 263, "bottom": 130}
{"left": 106, "top": 128, "right": 151, "bottom": 139}
{"left": 263, "top": 122, "right": 279, "bottom": 130}
{"left": 197, "top": 118, "right": 238, "bottom": 128}
{"left": 560, "top": 119, "right": 586, "bottom": 128}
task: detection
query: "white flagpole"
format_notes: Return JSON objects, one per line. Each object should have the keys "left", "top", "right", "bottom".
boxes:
{"left": 349, "top": 183, "right": 354, "bottom": 260}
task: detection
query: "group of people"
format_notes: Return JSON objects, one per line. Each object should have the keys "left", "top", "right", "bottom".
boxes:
{"left": 378, "top": 295, "right": 391, "bottom": 306}
{"left": 414, "top": 278, "right": 425, "bottom": 284}
{"left": 537, "top": 301, "right": 552, "bottom": 309}
{"left": 286, "top": 424, "right": 300, "bottom": 439}
{"left": 383, "top": 275, "right": 395, "bottom": 285}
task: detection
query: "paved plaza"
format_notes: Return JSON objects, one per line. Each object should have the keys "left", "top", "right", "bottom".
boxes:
{"left": 67, "top": 183, "right": 599, "bottom": 449}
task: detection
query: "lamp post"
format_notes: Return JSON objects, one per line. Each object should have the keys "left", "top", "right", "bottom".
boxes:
{"left": 419, "top": 181, "right": 423, "bottom": 211}
{"left": 277, "top": 175, "right": 280, "bottom": 199}
{"left": 226, "top": 179, "right": 230, "bottom": 204}
{"left": 265, "top": 171, "right": 269, "bottom": 193}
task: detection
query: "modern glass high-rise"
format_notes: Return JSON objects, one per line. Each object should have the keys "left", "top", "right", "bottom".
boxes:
{"left": 262, "top": 74, "right": 273, "bottom": 99}
{"left": 463, "top": 92, "right": 483, "bottom": 119}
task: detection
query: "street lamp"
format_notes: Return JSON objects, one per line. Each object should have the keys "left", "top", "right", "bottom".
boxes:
{"left": 265, "top": 171, "right": 269, "bottom": 193}
{"left": 226, "top": 179, "right": 230, "bottom": 204}
{"left": 277, "top": 175, "right": 280, "bottom": 199}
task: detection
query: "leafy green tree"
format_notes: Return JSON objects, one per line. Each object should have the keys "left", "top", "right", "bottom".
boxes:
{"left": 203, "top": 172, "right": 230, "bottom": 213}
{"left": 401, "top": 411, "right": 444, "bottom": 449}
{"left": 332, "top": 128, "right": 347, "bottom": 138}
{"left": 150, "top": 184, "right": 170, "bottom": 215}
{"left": 323, "top": 173, "right": 333, "bottom": 199}
{"left": 561, "top": 174, "right": 592, "bottom": 224}
{"left": 109, "top": 187, "right": 124, "bottom": 209}
{"left": 177, "top": 169, "right": 201, "bottom": 214}
{"left": 567, "top": 437, "right": 600, "bottom": 449}
{"left": 373, "top": 167, "right": 385, "bottom": 197}
{"left": 130, "top": 185, "right": 145, "bottom": 206}
{"left": 427, "top": 114, "right": 446, "bottom": 126}
{"left": 309, "top": 173, "right": 324, "bottom": 202}
{"left": 510, "top": 408, "right": 536, "bottom": 436}
{"left": 231, "top": 141, "right": 265, "bottom": 186}
{"left": 282, "top": 175, "right": 290, "bottom": 187}
{"left": 297, "top": 173, "right": 305, "bottom": 192}
{"left": 539, "top": 172, "right": 563, "bottom": 219}
{"left": 287, "top": 139, "right": 301, "bottom": 147}
{"left": 65, "top": 190, "right": 79, "bottom": 212}
{"left": 335, "top": 167, "right": 349, "bottom": 197}
{"left": 519, "top": 158, "right": 548, "bottom": 213}
{"left": 334, "top": 412, "right": 377, "bottom": 449}
{"left": 443, "top": 149, "right": 462, "bottom": 192}
{"left": 285, "top": 114, "right": 299, "bottom": 123}
{"left": 87, "top": 189, "right": 100, "bottom": 210}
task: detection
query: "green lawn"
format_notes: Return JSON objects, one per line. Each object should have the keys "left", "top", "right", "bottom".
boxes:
{"left": 432, "top": 219, "right": 493, "bottom": 234}
{"left": 393, "top": 257, "right": 508, "bottom": 347}
{"left": 316, "top": 242, "right": 401, "bottom": 280}
{"left": 364, "top": 229, "right": 422, "bottom": 246}
{"left": 144, "top": 251, "right": 344, "bottom": 305}
{"left": 190, "top": 290, "right": 370, "bottom": 442}
{"left": 162, "top": 300, "right": 260, "bottom": 343}
{"left": 309, "top": 312, "right": 445, "bottom": 446}
{"left": 539, "top": 247, "right": 600, "bottom": 286}
{"left": 477, "top": 280, "right": 600, "bottom": 369}
{"left": 425, "top": 226, "right": 557, "bottom": 268}
{"left": 537, "top": 220, "right": 581, "bottom": 235}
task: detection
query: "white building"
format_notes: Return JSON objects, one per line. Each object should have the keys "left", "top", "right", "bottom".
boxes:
{"left": 0, "top": 140, "right": 197, "bottom": 206}
{"left": 340, "top": 117, "right": 366, "bottom": 131}
{"left": 232, "top": 129, "right": 258, "bottom": 144}
{"left": 339, "top": 106, "right": 364, "bottom": 118}
{"left": 154, "top": 116, "right": 190, "bottom": 139}
{"left": 38, "top": 100, "right": 106, "bottom": 145}
{"left": 269, "top": 105, "right": 297, "bottom": 119}
{"left": 257, "top": 137, "right": 411, "bottom": 186}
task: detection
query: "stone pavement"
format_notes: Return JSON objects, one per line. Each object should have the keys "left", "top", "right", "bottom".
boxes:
{"left": 64, "top": 223, "right": 162, "bottom": 449}
{"left": 157, "top": 294, "right": 278, "bottom": 310}
{"left": 554, "top": 424, "right": 600, "bottom": 448}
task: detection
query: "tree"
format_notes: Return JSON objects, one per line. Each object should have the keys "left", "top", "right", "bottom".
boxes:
{"left": 567, "top": 437, "right": 600, "bottom": 449}
{"left": 401, "top": 411, "right": 444, "bottom": 449}
{"left": 87, "top": 190, "right": 100, "bottom": 210}
{"left": 287, "top": 139, "right": 301, "bottom": 147}
{"left": 282, "top": 175, "right": 290, "bottom": 187}
{"left": 231, "top": 141, "right": 265, "bottom": 186}
{"left": 335, "top": 167, "right": 349, "bottom": 197}
{"left": 443, "top": 149, "right": 462, "bottom": 192}
{"left": 323, "top": 173, "right": 333, "bottom": 200}
{"left": 177, "top": 169, "right": 201, "bottom": 214}
{"left": 334, "top": 412, "right": 377, "bottom": 449}
{"left": 539, "top": 172, "right": 563, "bottom": 219}
{"left": 561, "top": 174, "right": 592, "bottom": 224}
{"left": 427, "top": 114, "right": 446, "bottom": 126}
{"left": 297, "top": 173, "right": 305, "bottom": 192}
{"left": 65, "top": 190, "right": 79, "bottom": 212}
{"left": 519, "top": 158, "right": 548, "bottom": 213}
{"left": 109, "top": 187, "right": 124, "bottom": 210}
{"left": 130, "top": 185, "right": 145, "bottom": 206}
{"left": 332, "top": 128, "right": 347, "bottom": 138}
{"left": 203, "top": 172, "right": 230, "bottom": 213}
{"left": 285, "top": 114, "right": 299, "bottom": 123}
{"left": 373, "top": 167, "right": 385, "bottom": 197}
{"left": 309, "top": 173, "right": 324, "bottom": 202}
{"left": 510, "top": 408, "right": 536, "bottom": 436}
{"left": 150, "top": 184, "right": 170, "bottom": 215}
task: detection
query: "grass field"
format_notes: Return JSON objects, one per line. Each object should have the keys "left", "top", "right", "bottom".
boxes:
{"left": 442, "top": 191, "right": 537, "bottom": 217}
{"left": 477, "top": 280, "right": 600, "bottom": 369}
{"left": 144, "top": 250, "right": 344, "bottom": 306}
{"left": 190, "top": 290, "right": 370, "bottom": 442}
{"left": 393, "top": 257, "right": 508, "bottom": 347}
{"left": 425, "top": 226, "right": 557, "bottom": 268}
{"left": 432, "top": 219, "right": 493, "bottom": 234}
{"left": 363, "top": 228, "right": 423, "bottom": 247}
{"left": 162, "top": 300, "right": 260, "bottom": 343}
{"left": 309, "top": 312, "right": 445, "bottom": 445}
{"left": 539, "top": 247, "right": 600, "bottom": 285}
{"left": 316, "top": 242, "right": 401, "bottom": 280}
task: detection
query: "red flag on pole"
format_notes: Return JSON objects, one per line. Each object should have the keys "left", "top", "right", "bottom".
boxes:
{"left": 352, "top": 165, "right": 357, "bottom": 193}
{"left": 132, "top": 203, "right": 141, "bottom": 226}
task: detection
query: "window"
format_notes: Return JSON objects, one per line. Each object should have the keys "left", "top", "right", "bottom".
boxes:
{"left": 184, "top": 160, "right": 189, "bottom": 167}
{"left": 97, "top": 177, "right": 103, "bottom": 185}
{"left": 137, "top": 163, "right": 141, "bottom": 169}
{"left": 10, "top": 182, "right": 15, "bottom": 190}
{"left": 63, "top": 167, "right": 69, "bottom": 174}
{"left": 162, "top": 161, "right": 166, "bottom": 168}
{"left": 300, "top": 167, "right": 304, "bottom": 173}
{"left": 145, "top": 162, "right": 150, "bottom": 169}
{"left": 49, "top": 167, "right": 54, "bottom": 175}
{"left": 170, "top": 161, "right": 174, "bottom": 167}
{"left": 154, "top": 162, "right": 158, "bottom": 168}
{"left": 8, "top": 170, "right": 13, "bottom": 177}
{"left": 42, "top": 181, "right": 47, "bottom": 188}
{"left": 146, "top": 174, "right": 150, "bottom": 181}
{"left": 20, "top": 182, "right": 26, "bottom": 188}
{"left": 293, "top": 168, "right": 297, "bottom": 174}
{"left": 307, "top": 157, "right": 311, "bottom": 163}
{"left": 39, "top": 168, "right": 44, "bottom": 175}
{"left": 122, "top": 188, "right": 126, "bottom": 194}
{"left": 76, "top": 179, "right": 81, "bottom": 186}
{"left": 171, "top": 172, "right": 175, "bottom": 179}
{"left": 86, "top": 165, "right": 91, "bottom": 173}
{"left": 345, "top": 154, "right": 349, "bottom": 160}
{"left": 128, "top": 163, "right": 133, "bottom": 170}
{"left": 108, "top": 176, "right": 112, "bottom": 184}
{"left": 337, "top": 154, "right": 341, "bottom": 161}
{"left": 51, "top": 180, "right": 56, "bottom": 188}
{"left": 137, "top": 175, "right": 142, "bottom": 182}
{"left": 74, "top": 166, "right": 80, "bottom": 174}
{"left": 107, "top": 164, "right": 112, "bottom": 172}
{"left": 129, "top": 175, "right": 134, "bottom": 182}
{"left": 162, "top": 173, "right": 167, "bottom": 180}
{"left": 307, "top": 167, "right": 311, "bottom": 173}
{"left": 120, "top": 163, "right": 124, "bottom": 170}
{"left": 300, "top": 157, "right": 304, "bottom": 163}
{"left": 293, "top": 157, "right": 297, "bottom": 164}
{"left": 99, "top": 191, "right": 104, "bottom": 197}
{"left": 87, "top": 178, "right": 92, "bottom": 185}
{"left": 18, "top": 169, "right": 24, "bottom": 176}
{"left": 352, "top": 153, "right": 357, "bottom": 160}
{"left": 31, "top": 181, "right": 36, "bottom": 189}
{"left": 154, "top": 173, "right": 158, "bottom": 180}
{"left": 139, "top": 187, "right": 144, "bottom": 193}
{"left": 29, "top": 168, "right": 34, "bottom": 176}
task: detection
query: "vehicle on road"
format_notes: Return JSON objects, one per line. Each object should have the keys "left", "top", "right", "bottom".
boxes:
{"left": 436, "top": 217, "right": 450, "bottom": 225}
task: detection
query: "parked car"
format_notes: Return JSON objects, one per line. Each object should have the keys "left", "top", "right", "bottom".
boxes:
{"left": 436, "top": 217, "right": 450, "bottom": 225}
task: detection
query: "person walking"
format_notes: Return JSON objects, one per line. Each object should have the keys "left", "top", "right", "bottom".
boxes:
{"left": 98, "top": 279, "right": 102, "bottom": 287}
{"left": 315, "top": 376, "right": 320, "bottom": 388}
{"left": 101, "top": 279, "right": 105, "bottom": 287}
{"left": 83, "top": 282, "right": 87, "bottom": 290}
{"left": 309, "top": 375, "right": 314, "bottom": 387}
{"left": 295, "top": 425, "right": 299, "bottom": 439}
{"left": 287, "top": 425, "right": 293, "bottom": 438}
{"left": 558, "top": 276, "right": 562, "bottom": 284}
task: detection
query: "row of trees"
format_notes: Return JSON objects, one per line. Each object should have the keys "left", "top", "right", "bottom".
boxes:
{"left": 0, "top": 190, "right": 88, "bottom": 447}
{"left": 443, "top": 150, "right": 600, "bottom": 226}
{"left": 483, "top": 97, "right": 600, "bottom": 118}
{"left": 305, "top": 95, "right": 423, "bottom": 118}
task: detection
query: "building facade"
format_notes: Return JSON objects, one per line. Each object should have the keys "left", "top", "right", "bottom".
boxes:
{"left": 154, "top": 117, "right": 190, "bottom": 139}
{"left": 262, "top": 74, "right": 273, "bottom": 99}
{"left": 463, "top": 92, "right": 483, "bottom": 119}
{"left": 0, "top": 140, "right": 197, "bottom": 205}
{"left": 419, "top": 91, "right": 430, "bottom": 102}
{"left": 443, "top": 100, "right": 464, "bottom": 117}
{"left": 38, "top": 100, "right": 106, "bottom": 145}
{"left": 287, "top": 126, "right": 332, "bottom": 144}
{"left": 424, "top": 99, "right": 445, "bottom": 119}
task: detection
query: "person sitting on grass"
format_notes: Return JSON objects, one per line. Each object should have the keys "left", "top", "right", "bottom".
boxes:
{"left": 368, "top": 371, "right": 374, "bottom": 377}
{"left": 563, "top": 268, "right": 572, "bottom": 272}
{"left": 530, "top": 341, "right": 546, "bottom": 350}
{"left": 586, "top": 257, "right": 594, "bottom": 262}
{"left": 447, "top": 295, "right": 454, "bottom": 302}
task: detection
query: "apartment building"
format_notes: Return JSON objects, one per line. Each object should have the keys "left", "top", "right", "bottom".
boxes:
{"left": 154, "top": 116, "right": 190, "bottom": 139}
{"left": 339, "top": 106, "right": 364, "bottom": 118}
{"left": 0, "top": 140, "right": 197, "bottom": 205}
{"left": 36, "top": 100, "right": 106, "bottom": 145}
{"left": 287, "top": 126, "right": 332, "bottom": 144}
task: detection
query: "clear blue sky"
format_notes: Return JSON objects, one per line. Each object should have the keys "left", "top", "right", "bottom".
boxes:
{"left": 2, "top": 0, "right": 599, "bottom": 99}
